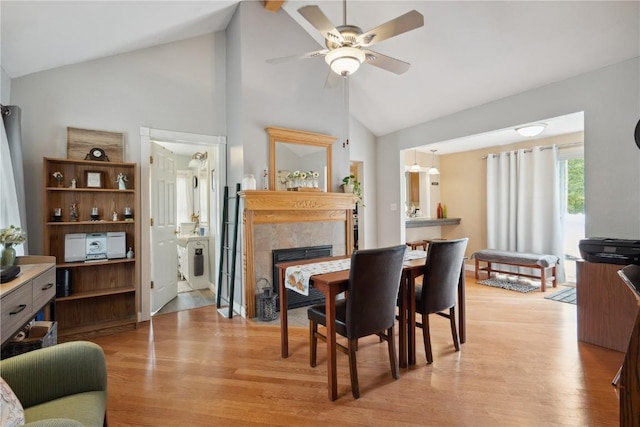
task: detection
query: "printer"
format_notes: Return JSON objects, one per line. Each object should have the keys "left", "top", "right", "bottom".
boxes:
{"left": 579, "top": 238, "right": 640, "bottom": 265}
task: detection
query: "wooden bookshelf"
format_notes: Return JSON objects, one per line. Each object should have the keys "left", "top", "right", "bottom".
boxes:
{"left": 43, "top": 157, "right": 139, "bottom": 341}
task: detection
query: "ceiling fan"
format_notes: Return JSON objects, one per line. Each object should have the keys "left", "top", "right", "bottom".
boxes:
{"left": 268, "top": 1, "right": 424, "bottom": 77}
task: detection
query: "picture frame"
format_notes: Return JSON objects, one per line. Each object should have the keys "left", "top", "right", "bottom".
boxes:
{"left": 85, "top": 171, "right": 104, "bottom": 188}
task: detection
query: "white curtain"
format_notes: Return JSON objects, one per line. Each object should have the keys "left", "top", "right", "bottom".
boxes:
{"left": 0, "top": 115, "right": 25, "bottom": 256}
{"left": 486, "top": 146, "right": 564, "bottom": 281}
{"left": 176, "top": 170, "right": 194, "bottom": 226}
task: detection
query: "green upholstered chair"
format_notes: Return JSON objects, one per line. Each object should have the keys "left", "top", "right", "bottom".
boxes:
{"left": 0, "top": 341, "right": 108, "bottom": 426}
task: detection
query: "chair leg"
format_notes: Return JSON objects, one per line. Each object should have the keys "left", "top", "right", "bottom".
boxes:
{"left": 449, "top": 307, "right": 460, "bottom": 352}
{"left": 387, "top": 326, "right": 399, "bottom": 380}
{"left": 422, "top": 313, "right": 433, "bottom": 364}
{"left": 309, "top": 320, "right": 317, "bottom": 367}
{"left": 348, "top": 338, "right": 360, "bottom": 399}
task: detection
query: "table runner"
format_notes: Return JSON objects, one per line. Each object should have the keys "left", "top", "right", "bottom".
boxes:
{"left": 285, "top": 250, "right": 427, "bottom": 296}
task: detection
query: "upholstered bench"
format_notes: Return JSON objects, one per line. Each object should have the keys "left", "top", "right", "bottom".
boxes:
{"left": 472, "top": 249, "right": 559, "bottom": 292}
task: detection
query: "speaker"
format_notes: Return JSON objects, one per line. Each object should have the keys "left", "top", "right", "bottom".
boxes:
{"left": 56, "top": 268, "right": 72, "bottom": 297}
{"left": 635, "top": 118, "right": 640, "bottom": 150}
{"left": 64, "top": 233, "right": 86, "bottom": 262}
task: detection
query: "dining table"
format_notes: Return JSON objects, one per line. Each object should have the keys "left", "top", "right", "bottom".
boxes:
{"left": 277, "top": 252, "right": 466, "bottom": 401}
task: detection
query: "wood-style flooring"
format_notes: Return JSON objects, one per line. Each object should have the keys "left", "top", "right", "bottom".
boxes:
{"left": 91, "top": 279, "right": 624, "bottom": 426}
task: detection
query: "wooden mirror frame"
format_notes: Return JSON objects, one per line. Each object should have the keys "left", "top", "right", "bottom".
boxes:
{"left": 267, "top": 126, "right": 336, "bottom": 191}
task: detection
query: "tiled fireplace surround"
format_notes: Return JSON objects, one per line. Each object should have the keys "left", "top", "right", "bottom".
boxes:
{"left": 240, "top": 191, "right": 356, "bottom": 318}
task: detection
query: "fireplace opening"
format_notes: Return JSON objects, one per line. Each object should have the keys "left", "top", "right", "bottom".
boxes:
{"left": 272, "top": 245, "right": 333, "bottom": 311}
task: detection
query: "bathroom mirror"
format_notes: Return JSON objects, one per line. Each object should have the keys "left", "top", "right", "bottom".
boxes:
{"left": 267, "top": 126, "right": 336, "bottom": 191}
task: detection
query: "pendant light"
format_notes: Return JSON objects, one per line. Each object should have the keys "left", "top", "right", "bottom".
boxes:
{"left": 409, "top": 149, "right": 421, "bottom": 172}
{"left": 428, "top": 149, "right": 440, "bottom": 175}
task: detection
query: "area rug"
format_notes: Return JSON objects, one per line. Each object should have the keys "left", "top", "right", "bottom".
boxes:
{"left": 477, "top": 278, "right": 539, "bottom": 293}
{"left": 544, "top": 287, "right": 577, "bottom": 305}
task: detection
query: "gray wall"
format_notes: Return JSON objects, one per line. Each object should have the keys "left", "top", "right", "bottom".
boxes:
{"left": 226, "top": 1, "right": 351, "bottom": 191}
{"left": 8, "top": 34, "right": 226, "bottom": 254}
{"left": 377, "top": 58, "right": 640, "bottom": 246}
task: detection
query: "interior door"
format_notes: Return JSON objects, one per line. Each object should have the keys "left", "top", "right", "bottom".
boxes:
{"left": 150, "top": 142, "right": 178, "bottom": 313}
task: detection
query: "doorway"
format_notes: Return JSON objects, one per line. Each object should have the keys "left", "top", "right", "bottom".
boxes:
{"left": 139, "top": 127, "right": 226, "bottom": 321}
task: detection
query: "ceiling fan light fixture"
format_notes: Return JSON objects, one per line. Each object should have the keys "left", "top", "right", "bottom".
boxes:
{"left": 515, "top": 123, "right": 547, "bottom": 137}
{"left": 325, "top": 47, "right": 365, "bottom": 76}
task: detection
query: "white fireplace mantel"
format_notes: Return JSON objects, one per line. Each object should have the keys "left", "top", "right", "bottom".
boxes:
{"left": 239, "top": 190, "right": 356, "bottom": 317}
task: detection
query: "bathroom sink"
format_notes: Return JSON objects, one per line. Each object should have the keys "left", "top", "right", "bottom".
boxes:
{"left": 177, "top": 235, "right": 208, "bottom": 246}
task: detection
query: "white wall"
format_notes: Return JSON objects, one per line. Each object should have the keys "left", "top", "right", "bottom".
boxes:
{"left": 377, "top": 58, "right": 640, "bottom": 247}
{"left": 9, "top": 34, "right": 226, "bottom": 255}
{"left": 349, "top": 116, "right": 377, "bottom": 248}
{"left": 1, "top": 67, "right": 10, "bottom": 104}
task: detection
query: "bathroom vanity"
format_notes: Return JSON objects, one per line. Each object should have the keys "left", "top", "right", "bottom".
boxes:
{"left": 177, "top": 236, "right": 210, "bottom": 290}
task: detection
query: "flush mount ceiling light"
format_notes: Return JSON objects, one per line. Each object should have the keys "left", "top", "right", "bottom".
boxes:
{"left": 188, "top": 152, "right": 207, "bottom": 168}
{"left": 409, "top": 149, "right": 421, "bottom": 172}
{"left": 428, "top": 149, "right": 440, "bottom": 175}
{"left": 515, "top": 123, "right": 547, "bottom": 137}
{"left": 325, "top": 47, "right": 366, "bottom": 76}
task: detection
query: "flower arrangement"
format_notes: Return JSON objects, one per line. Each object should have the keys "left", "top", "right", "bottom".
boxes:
{"left": 52, "top": 171, "right": 63, "bottom": 185}
{"left": 0, "top": 225, "right": 26, "bottom": 246}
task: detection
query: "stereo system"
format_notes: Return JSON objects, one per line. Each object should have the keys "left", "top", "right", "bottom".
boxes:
{"left": 64, "top": 232, "right": 126, "bottom": 262}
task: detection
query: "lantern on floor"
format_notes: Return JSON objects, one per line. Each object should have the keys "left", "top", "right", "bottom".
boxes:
{"left": 257, "top": 279, "right": 278, "bottom": 322}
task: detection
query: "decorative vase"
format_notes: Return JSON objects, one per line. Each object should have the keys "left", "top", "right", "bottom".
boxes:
{"left": 342, "top": 183, "right": 354, "bottom": 193}
{"left": 56, "top": 179, "right": 63, "bottom": 188}
{"left": 1, "top": 244, "right": 16, "bottom": 267}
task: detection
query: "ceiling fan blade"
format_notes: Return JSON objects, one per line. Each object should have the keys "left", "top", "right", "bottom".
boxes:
{"left": 362, "top": 49, "right": 411, "bottom": 75}
{"left": 356, "top": 10, "right": 424, "bottom": 47}
{"left": 298, "top": 5, "right": 344, "bottom": 45}
{"left": 267, "top": 49, "right": 329, "bottom": 64}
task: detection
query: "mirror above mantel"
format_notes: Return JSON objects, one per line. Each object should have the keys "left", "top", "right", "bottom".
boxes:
{"left": 267, "top": 126, "right": 336, "bottom": 191}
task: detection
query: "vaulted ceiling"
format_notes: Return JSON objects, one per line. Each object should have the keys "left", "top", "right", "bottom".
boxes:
{"left": 2, "top": 1, "right": 638, "bottom": 150}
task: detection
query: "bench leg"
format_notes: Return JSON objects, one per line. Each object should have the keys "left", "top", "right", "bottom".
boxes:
{"left": 540, "top": 267, "right": 546, "bottom": 292}
{"left": 475, "top": 258, "right": 480, "bottom": 280}
{"left": 552, "top": 265, "right": 557, "bottom": 288}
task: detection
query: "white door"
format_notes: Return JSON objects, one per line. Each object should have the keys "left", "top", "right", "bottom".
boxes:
{"left": 150, "top": 142, "right": 178, "bottom": 313}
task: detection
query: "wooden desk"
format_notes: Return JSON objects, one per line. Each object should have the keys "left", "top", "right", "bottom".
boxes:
{"left": 277, "top": 255, "right": 467, "bottom": 400}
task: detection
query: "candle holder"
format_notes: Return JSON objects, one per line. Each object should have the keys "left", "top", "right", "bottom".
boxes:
{"left": 124, "top": 207, "right": 134, "bottom": 221}
{"left": 52, "top": 208, "right": 62, "bottom": 222}
{"left": 90, "top": 207, "right": 100, "bottom": 221}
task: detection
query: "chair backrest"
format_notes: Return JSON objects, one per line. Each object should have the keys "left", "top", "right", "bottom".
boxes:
{"left": 345, "top": 245, "right": 407, "bottom": 339}
{"left": 420, "top": 238, "right": 469, "bottom": 314}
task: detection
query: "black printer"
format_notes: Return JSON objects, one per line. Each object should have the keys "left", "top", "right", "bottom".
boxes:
{"left": 579, "top": 238, "right": 640, "bottom": 265}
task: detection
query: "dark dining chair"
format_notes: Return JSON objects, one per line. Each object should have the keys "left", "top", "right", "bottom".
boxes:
{"left": 415, "top": 238, "right": 468, "bottom": 364}
{"left": 307, "top": 245, "right": 406, "bottom": 399}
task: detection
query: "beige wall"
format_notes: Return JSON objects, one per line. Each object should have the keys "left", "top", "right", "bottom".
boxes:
{"left": 440, "top": 132, "right": 584, "bottom": 263}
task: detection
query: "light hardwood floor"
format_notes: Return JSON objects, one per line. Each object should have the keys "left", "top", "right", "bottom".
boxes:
{"left": 91, "top": 278, "right": 624, "bottom": 426}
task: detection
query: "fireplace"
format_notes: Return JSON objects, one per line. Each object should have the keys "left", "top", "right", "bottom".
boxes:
{"left": 272, "top": 245, "right": 333, "bottom": 310}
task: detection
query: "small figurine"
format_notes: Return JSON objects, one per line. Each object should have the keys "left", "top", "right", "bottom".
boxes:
{"left": 70, "top": 202, "right": 79, "bottom": 222}
{"left": 70, "top": 178, "right": 76, "bottom": 189}
{"left": 112, "top": 211, "right": 119, "bottom": 221}
{"left": 116, "top": 173, "right": 128, "bottom": 190}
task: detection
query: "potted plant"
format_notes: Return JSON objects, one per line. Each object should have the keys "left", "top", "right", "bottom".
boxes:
{"left": 342, "top": 175, "right": 364, "bottom": 206}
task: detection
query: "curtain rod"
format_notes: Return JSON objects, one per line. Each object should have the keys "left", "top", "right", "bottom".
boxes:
{"left": 481, "top": 141, "right": 583, "bottom": 159}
